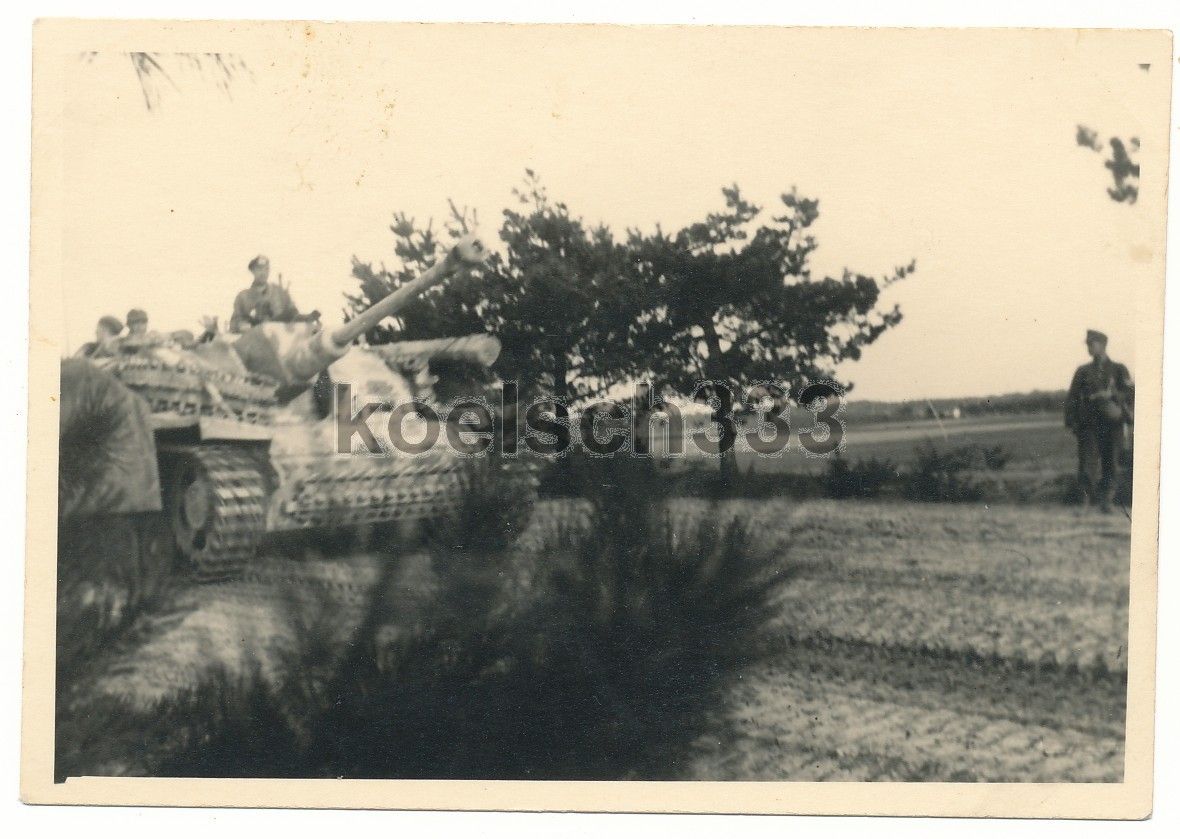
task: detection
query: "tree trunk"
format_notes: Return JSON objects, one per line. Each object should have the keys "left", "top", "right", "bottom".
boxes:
{"left": 700, "top": 321, "right": 739, "bottom": 492}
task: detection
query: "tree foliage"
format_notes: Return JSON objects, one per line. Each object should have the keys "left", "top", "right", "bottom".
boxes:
{"left": 81, "top": 51, "right": 251, "bottom": 112}
{"left": 348, "top": 174, "right": 912, "bottom": 409}
{"left": 349, "top": 173, "right": 637, "bottom": 401}
{"left": 624, "top": 185, "right": 912, "bottom": 402}
{"left": 346, "top": 205, "right": 486, "bottom": 345}
{"left": 1076, "top": 124, "right": 1140, "bottom": 205}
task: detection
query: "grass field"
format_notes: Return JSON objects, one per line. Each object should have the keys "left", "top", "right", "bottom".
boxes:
{"left": 59, "top": 490, "right": 1128, "bottom": 782}
{"left": 638, "top": 410, "right": 1082, "bottom": 504}
{"left": 644, "top": 411, "right": 1075, "bottom": 485}
{"left": 731, "top": 411, "right": 1074, "bottom": 476}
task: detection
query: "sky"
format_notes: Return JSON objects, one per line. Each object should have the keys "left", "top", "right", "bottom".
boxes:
{"left": 55, "top": 25, "right": 1169, "bottom": 400}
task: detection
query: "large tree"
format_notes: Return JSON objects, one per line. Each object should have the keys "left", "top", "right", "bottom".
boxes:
{"left": 348, "top": 173, "right": 638, "bottom": 402}
{"left": 349, "top": 177, "right": 912, "bottom": 480}
{"left": 623, "top": 186, "right": 913, "bottom": 479}
{"left": 347, "top": 205, "right": 486, "bottom": 345}
{"left": 627, "top": 186, "right": 911, "bottom": 392}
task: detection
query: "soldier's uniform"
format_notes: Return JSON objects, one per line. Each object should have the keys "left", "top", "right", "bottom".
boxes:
{"left": 229, "top": 254, "right": 302, "bottom": 332}
{"left": 230, "top": 283, "right": 300, "bottom": 332}
{"left": 1065, "top": 330, "right": 1134, "bottom": 510}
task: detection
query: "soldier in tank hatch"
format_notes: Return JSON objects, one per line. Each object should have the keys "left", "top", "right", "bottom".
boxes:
{"left": 74, "top": 315, "right": 124, "bottom": 359}
{"left": 229, "top": 254, "right": 302, "bottom": 332}
{"left": 120, "top": 308, "right": 165, "bottom": 349}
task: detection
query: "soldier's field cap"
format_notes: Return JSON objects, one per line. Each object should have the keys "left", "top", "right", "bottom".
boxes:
{"left": 126, "top": 308, "right": 148, "bottom": 325}
{"left": 1086, "top": 329, "right": 1108, "bottom": 344}
{"left": 248, "top": 254, "right": 270, "bottom": 271}
{"left": 98, "top": 315, "right": 123, "bottom": 333}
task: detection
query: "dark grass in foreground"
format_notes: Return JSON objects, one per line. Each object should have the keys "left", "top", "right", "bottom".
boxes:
{"left": 56, "top": 457, "right": 791, "bottom": 780}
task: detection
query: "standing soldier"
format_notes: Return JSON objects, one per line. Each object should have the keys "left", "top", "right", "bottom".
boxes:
{"left": 229, "top": 254, "right": 301, "bottom": 332}
{"left": 1065, "top": 329, "right": 1134, "bottom": 513}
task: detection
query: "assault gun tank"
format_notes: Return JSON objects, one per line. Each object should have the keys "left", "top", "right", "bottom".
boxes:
{"left": 60, "top": 235, "right": 532, "bottom": 579}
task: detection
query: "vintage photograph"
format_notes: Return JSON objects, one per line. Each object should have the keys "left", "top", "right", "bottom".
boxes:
{"left": 23, "top": 21, "right": 1169, "bottom": 814}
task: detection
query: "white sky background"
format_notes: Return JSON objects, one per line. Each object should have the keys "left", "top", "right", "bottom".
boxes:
{"left": 59, "top": 26, "right": 1163, "bottom": 400}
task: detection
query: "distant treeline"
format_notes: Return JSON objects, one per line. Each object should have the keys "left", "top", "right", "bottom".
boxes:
{"left": 843, "top": 390, "right": 1067, "bottom": 424}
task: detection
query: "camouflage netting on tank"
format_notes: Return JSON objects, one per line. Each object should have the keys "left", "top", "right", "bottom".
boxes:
{"left": 59, "top": 359, "right": 164, "bottom": 518}
{"left": 106, "top": 354, "right": 277, "bottom": 423}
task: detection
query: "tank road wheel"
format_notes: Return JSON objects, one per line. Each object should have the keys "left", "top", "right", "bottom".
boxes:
{"left": 167, "top": 446, "right": 268, "bottom": 581}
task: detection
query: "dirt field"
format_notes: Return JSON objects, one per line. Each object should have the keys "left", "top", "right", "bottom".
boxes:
{"left": 686, "top": 499, "right": 1128, "bottom": 781}
{"left": 61, "top": 495, "right": 1128, "bottom": 782}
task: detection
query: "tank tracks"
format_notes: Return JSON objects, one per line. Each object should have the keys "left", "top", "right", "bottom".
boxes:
{"left": 163, "top": 449, "right": 538, "bottom": 581}
{"left": 274, "top": 450, "right": 539, "bottom": 530}
{"left": 166, "top": 445, "right": 270, "bottom": 581}
{"left": 278, "top": 457, "right": 463, "bottom": 528}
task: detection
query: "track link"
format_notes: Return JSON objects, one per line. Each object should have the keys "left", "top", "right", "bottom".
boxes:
{"left": 168, "top": 445, "right": 269, "bottom": 581}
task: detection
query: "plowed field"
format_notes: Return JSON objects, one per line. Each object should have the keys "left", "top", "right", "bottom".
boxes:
{"left": 686, "top": 499, "right": 1128, "bottom": 781}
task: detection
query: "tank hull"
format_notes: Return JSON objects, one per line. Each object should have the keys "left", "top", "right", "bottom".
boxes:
{"left": 62, "top": 340, "right": 533, "bottom": 581}
{"left": 62, "top": 226, "right": 516, "bottom": 580}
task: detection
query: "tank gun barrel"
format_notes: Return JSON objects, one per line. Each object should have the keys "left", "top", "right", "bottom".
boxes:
{"left": 278, "top": 233, "right": 490, "bottom": 383}
{"left": 330, "top": 233, "right": 490, "bottom": 348}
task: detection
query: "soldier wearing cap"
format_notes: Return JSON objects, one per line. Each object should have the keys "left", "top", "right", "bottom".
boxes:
{"left": 75, "top": 315, "right": 124, "bottom": 358}
{"left": 229, "top": 254, "right": 301, "bottom": 332}
{"left": 118, "top": 307, "right": 167, "bottom": 351}
{"left": 1065, "top": 329, "right": 1134, "bottom": 512}
{"left": 125, "top": 308, "right": 149, "bottom": 337}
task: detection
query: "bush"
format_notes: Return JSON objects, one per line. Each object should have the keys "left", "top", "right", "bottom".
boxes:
{"left": 903, "top": 443, "right": 998, "bottom": 503}
{"left": 824, "top": 454, "right": 899, "bottom": 499}
{"left": 56, "top": 667, "right": 306, "bottom": 781}
{"left": 980, "top": 445, "right": 1010, "bottom": 471}
{"left": 62, "top": 454, "right": 791, "bottom": 780}
{"left": 319, "top": 457, "right": 789, "bottom": 778}
{"left": 535, "top": 448, "right": 610, "bottom": 498}
{"left": 425, "top": 453, "right": 538, "bottom": 559}
{"left": 56, "top": 512, "right": 176, "bottom": 696}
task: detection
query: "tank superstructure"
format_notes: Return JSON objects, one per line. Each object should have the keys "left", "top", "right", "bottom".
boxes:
{"left": 66, "top": 234, "right": 530, "bottom": 579}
